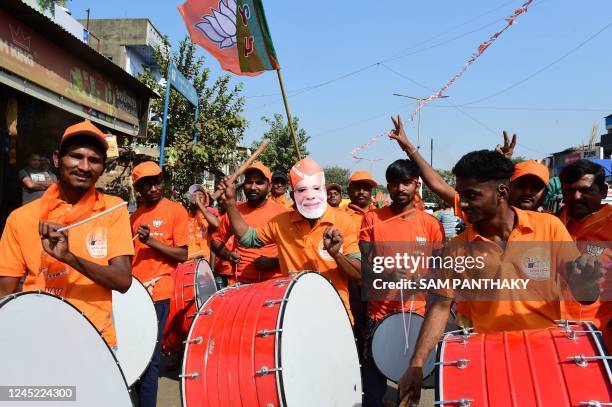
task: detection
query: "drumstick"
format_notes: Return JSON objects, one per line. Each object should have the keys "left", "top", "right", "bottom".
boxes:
{"left": 188, "top": 249, "right": 207, "bottom": 259}
{"left": 212, "top": 140, "right": 270, "bottom": 200}
{"left": 56, "top": 202, "right": 127, "bottom": 233}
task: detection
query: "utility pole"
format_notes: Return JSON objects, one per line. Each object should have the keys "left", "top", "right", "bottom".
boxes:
{"left": 393, "top": 93, "right": 448, "bottom": 150}
{"left": 85, "top": 8, "right": 90, "bottom": 31}
{"left": 430, "top": 138, "right": 433, "bottom": 166}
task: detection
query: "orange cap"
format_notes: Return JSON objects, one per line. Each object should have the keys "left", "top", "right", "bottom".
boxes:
{"left": 511, "top": 160, "right": 549, "bottom": 186}
{"left": 244, "top": 161, "right": 272, "bottom": 182}
{"left": 132, "top": 161, "right": 162, "bottom": 184}
{"left": 289, "top": 157, "right": 323, "bottom": 187}
{"left": 349, "top": 170, "right": 377, "bottom": 187}
{"left": 60, "top": 120, "right": 108, "bottom": 150}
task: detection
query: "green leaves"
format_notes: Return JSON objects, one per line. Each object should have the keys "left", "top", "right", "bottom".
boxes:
{"left": 252, "top": 113, "right": 310, "bottom": 174}
{"left": 137, "top": 36, "right": 247, "bottom": 200}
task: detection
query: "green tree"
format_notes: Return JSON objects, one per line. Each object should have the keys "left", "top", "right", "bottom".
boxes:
{"left": 421, "top": 169, "right": 455, "bottom": 209}
{"left": 136, "top": 37, "right": 248, "bottom": 200}
{"left": 511, "top": 156, "right": 527, "bottom": 164}
{"left": 252, "top": 113, "right": 309, "bottom": 174}
{"left": 324, "top": 166, "right": 350, "bottom": 195}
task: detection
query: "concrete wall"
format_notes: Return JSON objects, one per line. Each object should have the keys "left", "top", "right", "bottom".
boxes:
{"left": 78, "top": 19, "right": 150, "bottom": 69}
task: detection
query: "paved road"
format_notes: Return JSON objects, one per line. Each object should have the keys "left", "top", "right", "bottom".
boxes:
{"left": 156, "top": 355, "right": 435, "bottom": 407}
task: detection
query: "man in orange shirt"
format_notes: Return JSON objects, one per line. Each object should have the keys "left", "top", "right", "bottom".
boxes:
{"left": 130, "top": 161, "right": 188, "bottom": 407}
{"left": 388, "top": 116, "right": 548, "bottom": 215}
{"left": 217, "top": 157, "right": 362, "bottom": 319}
{"left": 344, "top": 170, "right": 377, "bottom": 226}
{"left": 326, "top": 183, "right": 343, "bottom": 208}
{"left": 0, "top": 121, "right": 133, "bottom": 349}
{"left": 186, "top": 184, "right": 219, "bottom": 262}
{"left": 398, "top": 150, "right": 603, "bottom": 405}
{"left": 558, "top": 159, "right": 611, "bottom": 348}
{"left": 269, "top": 171, "right": 294, "bottom": 209}
{"left": 212, "top": 162, "right": 287, "bottom": 283}
{"left": 359, "top": 159, "right": 444, "bottom": 406}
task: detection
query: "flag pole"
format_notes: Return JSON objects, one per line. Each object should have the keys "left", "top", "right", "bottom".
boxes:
{"left": 275, "top": 68, "right": 302, "bottom": 160}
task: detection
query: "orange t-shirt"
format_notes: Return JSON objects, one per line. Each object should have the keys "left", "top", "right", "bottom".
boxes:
{"left": 131, "top": 198, "right": 189, "bottom": 302}
{"left": 360, "top": 206, "right": 444, "bottom": 321}
{"left": 269, "top": 194, "right": 294, "bottom": 209}
{"left": 0, "top": 193, "right": 134, "bottom": 347}
{"left": 212, "top": 200, "right": 287, "bottom": 283}
{"left": 242, "top": 205, "right": 361, "bottom": 319}
{"left": 559, "top": 204, "right": 612, "bottom": 348}
{"left": 214, "top": 235, "right": 235, "bottom": 278}
{"left": 453, "top": 191, "right": 467, "bottom": 222}
{"left": 343, "top": 203, "right": 374, "bottom": 228}
{"left": 187, "top": 211, "right": 213, "bottom": 262}
{"left": 438, "top": 208, "right": 579, "bottom": 333}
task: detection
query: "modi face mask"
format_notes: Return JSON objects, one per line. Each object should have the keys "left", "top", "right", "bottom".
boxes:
{"left": 290, "top": 157, "right": 327, "bottom": 219}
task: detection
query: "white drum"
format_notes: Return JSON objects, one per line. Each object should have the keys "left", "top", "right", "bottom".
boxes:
{"left": 371, "top": 311, "right": 457, "bottom": 383}
{"left": 194, "top": 259, "right": 217, "bottom": 309}
{"left": 112, "top": 277, "right": 158, "bottom": 386}
{"left": 0, "top": 292, "right": 132, "bottom": 407}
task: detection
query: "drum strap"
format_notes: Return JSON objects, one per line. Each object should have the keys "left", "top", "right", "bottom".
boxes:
{"left": 399, "top": 286, "right": 415, "bottom": 356}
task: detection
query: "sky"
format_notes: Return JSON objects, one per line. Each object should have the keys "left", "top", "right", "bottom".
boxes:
{"left": 68, "top": 0, "right": 612, "bottom": 184}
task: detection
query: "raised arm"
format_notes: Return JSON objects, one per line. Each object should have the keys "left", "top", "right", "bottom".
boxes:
{"left": 389, "top": 115, "right": 455, "bottom": 206}
{"left": 216, "top": 177, "right": 250, "bottom": 239}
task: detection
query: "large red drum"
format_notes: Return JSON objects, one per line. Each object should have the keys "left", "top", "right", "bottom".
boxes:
{"left": 181, "top": 272, "right": 362, "bottom": 407}
{"left": 436, "top": 321, "right": 611, "bottom": 407}
{"left": 162, "top": 260, "right": 216, "bottom": 355}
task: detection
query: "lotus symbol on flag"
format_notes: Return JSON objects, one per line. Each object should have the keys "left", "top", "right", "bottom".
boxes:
{"left": 195, "top": 0, "right": 237, "bottom": 49}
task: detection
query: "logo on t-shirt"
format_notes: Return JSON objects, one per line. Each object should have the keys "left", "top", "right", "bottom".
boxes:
{"left": 520, "top": 247, "right": 550, "bottom": 281}
{"left": 586, "top": 244, "right": 604, "bottom": 257}
{"left": 152, "top": 219, "right": 163, "bottom": 228}
{"left": 86, "top": 227, "right": 108, "bottom": 258}
{"left": 317, "top": 238, "right": 342, "bottom": 262}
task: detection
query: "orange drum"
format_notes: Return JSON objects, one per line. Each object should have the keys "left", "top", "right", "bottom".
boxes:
{"left": 162, "top": 259, "right": 216, "bottom": 355}
{"left": 436, "top": 321, "right": 612, "bottom": 407}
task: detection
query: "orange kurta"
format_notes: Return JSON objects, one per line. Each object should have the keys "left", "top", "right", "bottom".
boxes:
{"left": 0, "top": 189, "right": 134, "bottom": 347}
{"left": 131, "top": 198, "right": 189, "bottom": 302}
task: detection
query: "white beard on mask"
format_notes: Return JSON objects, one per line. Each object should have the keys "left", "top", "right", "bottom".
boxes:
{"left": 293, "top": 172, "right": 327, "bottom": 219}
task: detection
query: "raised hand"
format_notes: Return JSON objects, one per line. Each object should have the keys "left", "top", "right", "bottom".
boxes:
{"left": 389, "top": 115, "right": 417, "bottom": 154}
{"left": 323, "top": 227, "right": 344, "bottom": 257}
{"left": 495, "top": 130, "right": 517, "bottom": 158}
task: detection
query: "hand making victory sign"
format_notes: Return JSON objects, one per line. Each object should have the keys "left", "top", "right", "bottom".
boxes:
{"left": 495, "top": 130, "right": 517, "bottom": 158}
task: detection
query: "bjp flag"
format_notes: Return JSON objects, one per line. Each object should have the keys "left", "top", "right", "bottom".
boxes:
{"left": 179, "top": 0, "right": 279, "bottom": 76}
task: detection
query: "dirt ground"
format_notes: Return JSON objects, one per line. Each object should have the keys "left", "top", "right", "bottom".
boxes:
{"left": 156, "top": 354, "right": 435, "bottom": 407}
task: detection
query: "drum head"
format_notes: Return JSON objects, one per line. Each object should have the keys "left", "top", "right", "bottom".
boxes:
{"left": 0, "top": 292, "right": 132, "bottom": 406}
{"left": 279, "top": 273, "right": 362, "bottom": 406}
{"left": 194, "top": 260, "right": 217, "bottom": 309}
{"left": 371, "top": 312, "right": 436, "bottom": 382}
{"left": 112, "top": 277, "right": 158, "bottom": 386}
